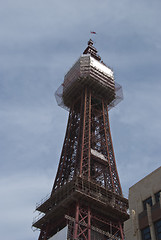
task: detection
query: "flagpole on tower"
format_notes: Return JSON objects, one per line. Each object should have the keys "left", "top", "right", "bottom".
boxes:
{"left": 90, "top": 31, "right": 97, "bottom": 43}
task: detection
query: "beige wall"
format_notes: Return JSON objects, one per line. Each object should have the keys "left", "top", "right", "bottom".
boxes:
{"left": 124, "top": 166, "right": 161, "bottom": 240}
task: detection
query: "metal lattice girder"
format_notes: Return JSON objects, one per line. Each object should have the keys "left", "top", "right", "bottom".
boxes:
{"left": 52, "top": 88, "right": 122, "bottom": 195}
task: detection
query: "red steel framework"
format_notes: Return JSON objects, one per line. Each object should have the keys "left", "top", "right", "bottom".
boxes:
{"left": 32, "top": 39, "right": 129, "bottom": 240}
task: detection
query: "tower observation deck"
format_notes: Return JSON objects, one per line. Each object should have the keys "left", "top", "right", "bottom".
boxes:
{"left": 32, "top": 39, "right": 128, "bottom": 240}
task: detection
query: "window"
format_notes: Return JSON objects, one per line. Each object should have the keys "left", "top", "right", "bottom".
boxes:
{"left": 141, "top": 226, "right": 151, "bottom": 240}
{"left": 155, "top": 191, "right": 161, "bottom": 203}
{"left": 143, "top": 197, "right": 152, "bottom": 210}
{"left": 155, "top": 219, "right": 161, "bottom": 240}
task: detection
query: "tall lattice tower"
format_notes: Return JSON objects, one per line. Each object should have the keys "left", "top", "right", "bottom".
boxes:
{"left": 32, "top": 39, "right": 129, "bottom": 240}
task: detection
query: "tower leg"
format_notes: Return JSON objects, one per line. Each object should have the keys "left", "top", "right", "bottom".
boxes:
{"left": 73, "top": 203, "right": 91, "bottom": 240}
{"left": 88, "top": 206, "right": 91, "bottom": 240}
{"left": 119, "top": 222, "right": 124, "bottom": 240}
{"left": 74, "top": 203, "right": 79, "bottom": 239}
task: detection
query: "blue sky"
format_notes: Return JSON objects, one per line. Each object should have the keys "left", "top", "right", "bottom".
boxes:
{"left": 1, "top": 0, "right": 161, "bottom": 239}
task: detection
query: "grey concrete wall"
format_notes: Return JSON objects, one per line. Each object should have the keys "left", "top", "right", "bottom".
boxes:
{"left": 124, "top": 166, "right": 161, "bottom": 240}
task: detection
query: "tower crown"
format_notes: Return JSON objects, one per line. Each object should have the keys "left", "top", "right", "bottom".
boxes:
{"left": 55, "top": 40, "right": 123, "bottom": 110}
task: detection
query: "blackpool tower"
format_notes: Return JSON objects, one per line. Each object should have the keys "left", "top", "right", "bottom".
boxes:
{"left": 32, "top": 39, "right": 129, "bottom": 240}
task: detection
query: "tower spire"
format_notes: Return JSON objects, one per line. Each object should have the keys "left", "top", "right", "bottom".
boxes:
{"left": 83, "top": 39, "right": 101, "bottom": 61}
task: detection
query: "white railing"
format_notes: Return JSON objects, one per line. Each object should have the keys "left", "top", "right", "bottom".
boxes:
{"left": 33, "top": 212, "right": 45, "bottom": 225}
{"left": 36, "top": 193, "right": 50, "bottom": 209}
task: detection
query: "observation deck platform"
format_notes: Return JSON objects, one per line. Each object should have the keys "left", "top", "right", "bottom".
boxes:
{"left": 55, "top": 55, "right": 123, "bottom": 110}
{"left": 33, "top": 176, "right": 129, "bottom": 229}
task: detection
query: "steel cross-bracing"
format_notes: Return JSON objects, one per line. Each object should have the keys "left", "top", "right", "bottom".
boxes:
{"left": 32, "top": 39, "right": 129, "bottom": 240}
{"left": 53, "top": 88, "right": 122, "bottom": 195}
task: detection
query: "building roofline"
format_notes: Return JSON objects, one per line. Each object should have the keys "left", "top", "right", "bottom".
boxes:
{"left": 129, "top": 166, "right": 161, "bottom": 190}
